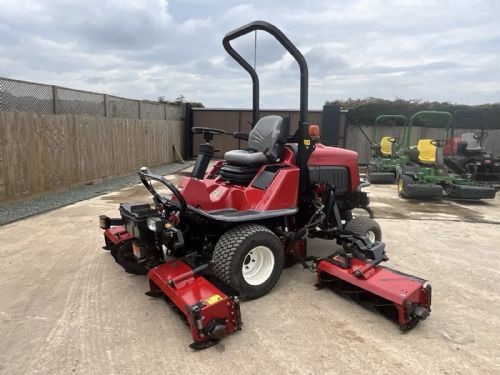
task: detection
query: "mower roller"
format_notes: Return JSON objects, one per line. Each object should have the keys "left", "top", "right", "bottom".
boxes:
{"left": 366, "top": 114, "right": 408, "bottom": 184}
{"left": 99, "top": 21, "right": 432, "bottom": 349}
{"left": 397, "top": 111, "right": 496, "bottom": 200}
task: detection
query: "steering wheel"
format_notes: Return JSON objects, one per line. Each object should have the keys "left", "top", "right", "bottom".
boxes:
{"left": 192, "top": 127, "right": 228, "bottom": 135}
{"left": 473, "top": 131, "right": 489, "bottom": 140}
{"left": 430, "top": 139, "right": 448, "bottom": 147}
{"left": 192, "top": 127, "right": 229, "bottom": 143}
{"left": 138, "top": 168, "right": 187, "bottom": 215}
{"left": 387, "top": 137, "right": 400, "bottom": 144}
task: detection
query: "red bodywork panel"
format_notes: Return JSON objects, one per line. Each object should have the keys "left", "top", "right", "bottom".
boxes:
{"left": 444, "top": 136, "right": 460, "bottom": 156}
{"left": 177, "top": 143, "right": 361, "bottom": 213}
{"left": 177, "top": 167, "right": 299, "bottom": 211}
{"left": 317, "top": 257, "right": 431, "bottom": 328}
{"left": 148, "top": 260, "right": 241, "bottom": 345}
{"left": 308, "top": 144, "right": 361, "bottom": 192}
{"left": 104, "top": 226, "right": 133, "bottom": 245}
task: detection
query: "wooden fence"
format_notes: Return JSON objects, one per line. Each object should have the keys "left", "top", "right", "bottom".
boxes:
{"left": 0, "top": 111, "right": 184, "bottom": 202}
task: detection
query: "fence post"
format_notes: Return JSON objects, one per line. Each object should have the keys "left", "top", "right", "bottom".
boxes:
{"left": 104, "top": 94, "right": 109, "bottom": 117}
{"left": 164, "top": 104, "right": 168, "bottom": 120}
{"left": 52, "top": 86, "right": 59, "bottom": 114}
{"left": 138, "top": 100, "right": 142, "bottom": 119}
{"left": 184, "top": 103, "right": 193, "bottom": 160}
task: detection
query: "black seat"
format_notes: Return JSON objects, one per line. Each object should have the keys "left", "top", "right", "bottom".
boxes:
{"left": 225, "top": 116, "right": 289, "bottom": 165}
{"left": 220, "top": 115, "right": 289, "bottom": 185}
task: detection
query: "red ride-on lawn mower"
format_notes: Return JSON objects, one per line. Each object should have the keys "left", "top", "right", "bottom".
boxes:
{"left": 99, "top": 21, "right": 432, "bottom": 349}
{"left": 444, "top": 130, "right": 500, "bottom": 188}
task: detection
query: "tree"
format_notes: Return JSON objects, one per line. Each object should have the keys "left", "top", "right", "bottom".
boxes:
{"left": 157, "top": 95, "right": 204, "bottom": 108}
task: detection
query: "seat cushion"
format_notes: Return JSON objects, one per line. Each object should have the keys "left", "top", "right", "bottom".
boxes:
{"left": 417, "top": 139, "right": 436, "bottom": 164}
{"left": 224, "top": 149, "right": 268, "bottom": 166}
{"left": 380, "top": 137, "right": 394, "bottom": 157}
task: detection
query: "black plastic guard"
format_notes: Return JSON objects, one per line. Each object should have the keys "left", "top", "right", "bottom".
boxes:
{"left": 449, "top": 184, "right": 496, "bottom": 200}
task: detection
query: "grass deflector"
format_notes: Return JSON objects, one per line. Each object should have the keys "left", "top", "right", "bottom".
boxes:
{"left": 99, "top": 21, "right": 432, "bottom": 349}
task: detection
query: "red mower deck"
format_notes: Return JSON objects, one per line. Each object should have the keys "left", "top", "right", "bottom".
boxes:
{"left": 147, "top": 260, "right": 242, "bottom": 349}
{"left": 317, "top": 256, "right": 431, "bottom": 329}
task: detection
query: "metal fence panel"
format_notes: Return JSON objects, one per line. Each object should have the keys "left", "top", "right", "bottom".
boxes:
{"left": 57, "top": 87, "right": 105, "bottom": 116}
{"left": 0, "top": 77, "right": 54, "bottom": 113}
{"left": 108, "top": 95, "right": 139, "bottom": 119}
{"left": 0, "top": 76, "right": 186, "bottom": 121}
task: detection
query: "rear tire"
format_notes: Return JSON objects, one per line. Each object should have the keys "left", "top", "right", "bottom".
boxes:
{"left": 212, "top": 224, "right": 284, "bottom": 300}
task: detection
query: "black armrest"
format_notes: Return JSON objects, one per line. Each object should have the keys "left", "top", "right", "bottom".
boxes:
{"left": 233, "top": 132, "right": 249, "bottom": 141}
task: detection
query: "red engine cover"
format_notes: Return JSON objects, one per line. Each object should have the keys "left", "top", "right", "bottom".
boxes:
{"left": 308, "top": 144, "right": 361, "bottom": 192}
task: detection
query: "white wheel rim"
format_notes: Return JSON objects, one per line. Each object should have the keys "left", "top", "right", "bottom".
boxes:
{"left": 242, "top": 246, "right": 275, "bottom": 286}
{"left": 366, "top": 231, "right": 376, "bottom": 244}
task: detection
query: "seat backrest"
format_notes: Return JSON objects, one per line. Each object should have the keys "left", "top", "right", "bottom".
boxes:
{"left": 380, "top": 137, "right": 393, "bottom": 157}
{"left": 248, "top": 115, "right": 289, "bottom": 160}
{"left": 461, "top": 133, "right": 482, "bottom": 151}
{"left": 417, "top": 139, "right": 436, "bottom": 164}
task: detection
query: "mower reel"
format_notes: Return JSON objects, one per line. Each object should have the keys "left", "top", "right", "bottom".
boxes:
{"left": 147, "top": 260, "right": 242, "bottom": 349}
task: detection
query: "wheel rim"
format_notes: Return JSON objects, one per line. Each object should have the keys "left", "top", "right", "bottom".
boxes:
{"left": 366, "top": 231, "right": 376, "bottom": 244}
{"left": 398, "top": 177, "right": 404, "bottom": 192}
{"left": 242, "top": 246, "right": 275, "bottom": 286}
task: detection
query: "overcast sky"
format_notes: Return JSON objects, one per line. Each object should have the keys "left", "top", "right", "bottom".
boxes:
{"left": 1, "top": 0, "right": 499, "bottom": 108}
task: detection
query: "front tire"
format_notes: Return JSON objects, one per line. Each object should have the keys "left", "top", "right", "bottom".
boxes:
{"left": 344, "top": 217, "right": 382, "bottom": 243}
{"left": 115, "top": 241, "right": 148, "bottom": 275}
{"left": 343, "top": 217, "right": 382, "bottom": 255}
{"left": 212, "top": 224, "right": 285, "bottom": 300}
{"left": 398, "top": 174, "right": 414, "bottom": 198}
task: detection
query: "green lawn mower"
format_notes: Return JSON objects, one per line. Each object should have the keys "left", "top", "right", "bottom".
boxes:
{"left": 397, "top": 111, "right": 497, "bottom": 200}
{"left": 366, "top": 114, "right": 409, "bottom": 184}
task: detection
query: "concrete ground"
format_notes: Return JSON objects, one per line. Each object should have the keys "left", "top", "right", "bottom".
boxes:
{"left": 1, "top": 171, "right": 499, "bottom": 375}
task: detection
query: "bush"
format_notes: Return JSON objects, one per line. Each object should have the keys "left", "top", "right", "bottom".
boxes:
{"left": 325, "top": 98, "right": 500, "bottom": 129}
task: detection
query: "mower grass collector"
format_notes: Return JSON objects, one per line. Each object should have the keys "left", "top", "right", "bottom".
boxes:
{"left": 397, "top": 111, "right": 496, "bottom": 200}
{"left": 99, "top": 21, "right": 432, "bottom": 349}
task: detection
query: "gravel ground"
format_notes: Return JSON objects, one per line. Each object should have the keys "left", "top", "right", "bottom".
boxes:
{"left": 0, "top": 162, "right": 192, "bottom": 225}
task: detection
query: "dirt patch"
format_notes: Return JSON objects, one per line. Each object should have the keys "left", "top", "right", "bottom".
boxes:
{"left": 371, "top": 195, "right": 496, "bottom": 224}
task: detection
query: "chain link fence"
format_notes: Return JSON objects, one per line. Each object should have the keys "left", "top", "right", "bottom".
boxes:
{"left": 0, "top": 76, "right": 183, "bottom": 120}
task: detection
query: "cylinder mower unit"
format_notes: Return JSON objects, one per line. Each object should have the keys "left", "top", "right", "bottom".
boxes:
{"left": 98, "top": 21, "right": 432, "bottom": 349}
{"left": 147, "top": 260, "right": 242, "bottom": 349}
{"left": 366, "top": 115, "right": 409, "bottom": 184}
{"left": 397, "top": 111, "right": 497, "bottom": 200}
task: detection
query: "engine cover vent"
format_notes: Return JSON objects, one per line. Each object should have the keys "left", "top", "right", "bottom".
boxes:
{"left": 309, "top": 166, "right": 350, "bottom": 194}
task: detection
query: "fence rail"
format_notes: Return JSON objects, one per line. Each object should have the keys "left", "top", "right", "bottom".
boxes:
{"left": 0, "top": 76, "right": 184, "bottom": 120}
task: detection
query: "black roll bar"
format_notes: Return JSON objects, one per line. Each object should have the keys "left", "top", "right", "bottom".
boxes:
{"left": 222, "top": 20, "right": 309, "bottom": 127}
{"left": 223, "top": 21, "right": 312, "bottom": 201}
